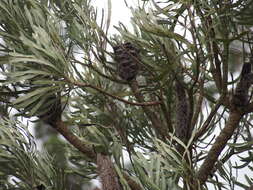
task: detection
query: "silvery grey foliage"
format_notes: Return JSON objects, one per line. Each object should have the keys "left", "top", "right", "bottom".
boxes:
{"left": 0, "top": 119, "right": 66, "bottom": 190}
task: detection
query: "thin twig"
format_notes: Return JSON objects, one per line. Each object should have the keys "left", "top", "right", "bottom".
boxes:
{"left": 130, "top": 80, "right": 167, "bottom": 139}
{"left": 67, "top": 78, "right": 162, "bottom": 107}
{"left": 191, "top": 79, "right": 204, "bottom": 128}
{"left": 194, "top": 97, "right": 223, "bottom": 140}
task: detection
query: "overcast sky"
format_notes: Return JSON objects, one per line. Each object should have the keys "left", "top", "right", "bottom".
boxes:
{"left": 93, "top": 0, "right": 135, "bottom": 33}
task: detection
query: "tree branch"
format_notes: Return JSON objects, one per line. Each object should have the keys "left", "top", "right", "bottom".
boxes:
{"left": 54, "top": 120, "right": 96, "bottom": 159}
{"left": 67, "top": 79, "right": 162, "bottom": 107}
{"left": 54, "top": 120, "right": 143, "bottom": 190}
{"left": 196, "top": 111, "right": 243, "bottom": 184}
{"left": 97, "top": 153, "right": 122, "bottom": 190}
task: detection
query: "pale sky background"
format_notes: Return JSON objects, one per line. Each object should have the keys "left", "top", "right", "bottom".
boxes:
{"left": 94, "top": 0, "right": 134, "bottom": 31}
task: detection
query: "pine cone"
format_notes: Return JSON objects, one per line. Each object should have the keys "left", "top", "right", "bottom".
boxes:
{"left": 113, "top": 42, "right": 140, "bottom": 81}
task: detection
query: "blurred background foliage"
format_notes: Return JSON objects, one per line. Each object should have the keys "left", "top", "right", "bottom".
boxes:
{"left": 0, "top": 0, "right": 253, "bottom": 189}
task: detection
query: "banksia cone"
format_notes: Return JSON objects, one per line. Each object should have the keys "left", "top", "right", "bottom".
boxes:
{"left": 175, "top": 80, "right": 190, "bottom": 144}
{"left": 113, "top": 42, "right": 140, "bottom": 81}
{"left": 232, "top": 57, "right": 253, "bottom": 107}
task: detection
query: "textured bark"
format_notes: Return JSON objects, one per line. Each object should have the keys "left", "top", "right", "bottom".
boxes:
{"left": 53, "top": 121, "right": 143, "bottom": 190}
{"left": 97, "top": 154, "right": 122, "bottom": 190}
{"left": 197, "top": 60, "right": 252, "bottom": 184}
{"left": 196, "top": 111, "right": 242, "bottom": 184}
{"left": 54, "top": 120, "right": 96, "bottom": 159}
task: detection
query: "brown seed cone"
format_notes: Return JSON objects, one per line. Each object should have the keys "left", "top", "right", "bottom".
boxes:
{"left": 113, "top": 42, "right": 140, "bottom": 81}
{"left": 175, "top": 80, "right": 190, "bottom": 145}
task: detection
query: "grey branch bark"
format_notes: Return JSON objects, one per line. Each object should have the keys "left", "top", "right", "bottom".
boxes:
{"left": 97, "top": 153, "right": 122, "bottom": 190}
{"left": 196, "top": 111, "right": 242, "bottom": 184}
